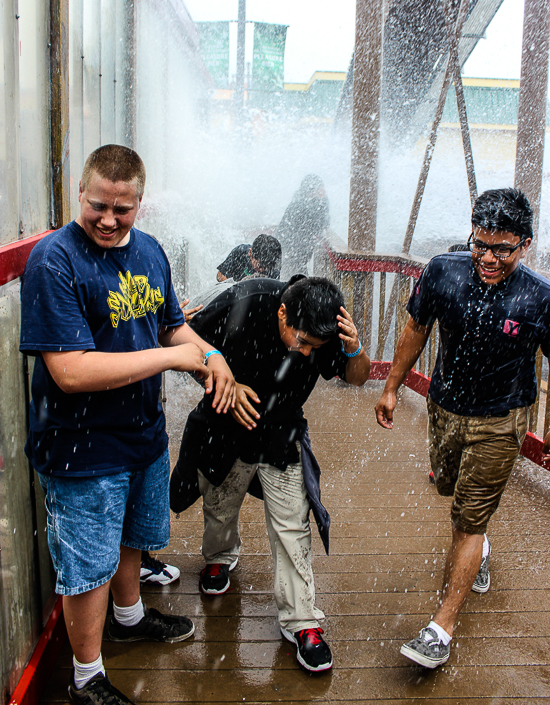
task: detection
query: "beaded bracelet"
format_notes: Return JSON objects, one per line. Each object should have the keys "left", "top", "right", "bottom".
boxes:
{"left": 341, "top": 340, "right": 362, "bottom": 358}
{"left": 205, "top": 350, "right": 223, "bottom": 361}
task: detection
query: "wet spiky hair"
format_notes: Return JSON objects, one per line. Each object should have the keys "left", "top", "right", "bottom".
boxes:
{"left": 471, "top": 188, "right": 532, "bottom": 241}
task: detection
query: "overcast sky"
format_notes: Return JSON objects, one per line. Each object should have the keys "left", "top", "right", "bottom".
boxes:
{"left": 183, "top": 0, "right": 524, "bottom": 84}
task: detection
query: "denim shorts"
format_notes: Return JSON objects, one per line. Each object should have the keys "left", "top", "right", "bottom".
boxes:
{"left": 427, "top": 397, "right": 528, "bottom": 534}
{"left": 39, "top": 448, "right": 170, "bottom": 596}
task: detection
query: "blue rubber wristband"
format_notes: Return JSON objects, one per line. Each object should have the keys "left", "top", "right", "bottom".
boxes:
{"left": 205, "top": 350, "right": 223, "bottom": 361}
{"left": 341, "top": 340, "right": 362, "bottom": 358}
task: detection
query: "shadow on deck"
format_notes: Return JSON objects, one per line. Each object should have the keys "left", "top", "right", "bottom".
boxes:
{"left": 41, "top": 377, "right": 550, "bottom": 703}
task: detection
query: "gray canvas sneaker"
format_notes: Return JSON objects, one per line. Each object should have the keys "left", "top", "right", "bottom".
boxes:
{"left": 400, "top": 627, "right": 450, "bottom": 668}
{"left": 472, "top": 537, "right": 491, "bottom": 593}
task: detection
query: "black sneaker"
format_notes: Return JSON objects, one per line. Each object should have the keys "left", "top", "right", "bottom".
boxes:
{"left": 472, "top": 537, "right": 491, "bottom": 593}
{"left": 199, "top": 558, "right": 238, "bottom": 595}
{"left": 140, "top": 551, "right": 180, "bottom": 585}
{"left": 108, "top": 606, "right": 194, "bottom": 643}
{"left": 280, "top": 627, "right": 333, "bottom": 672}
{"left": 400, "top": 627, "right": 450, "bottom": 668}
{"left": 68, "top": 671, "right": 135, "bottom": 704}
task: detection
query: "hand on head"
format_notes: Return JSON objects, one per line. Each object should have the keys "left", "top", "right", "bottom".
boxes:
{"left": 337, "top": 306, "right": 360, "bottom": 355}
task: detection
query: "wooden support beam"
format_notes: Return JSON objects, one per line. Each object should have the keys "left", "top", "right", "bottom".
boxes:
{"left": 401, "top": 0, "right": 470, "bottom": 255}
{"left": 376, "top": 0, "right": 470, "bottom": 360}
{"left": 442, "top": 0, "right": 477, "bottom": 208}
{"left": 348, "top": 0, "right": 384, "bottom": 252}
{"left": 514, "top": 0, "right": 550, "bottom": 266}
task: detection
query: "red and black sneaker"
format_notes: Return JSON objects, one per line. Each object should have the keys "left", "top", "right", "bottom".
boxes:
{"left": 281, "top": 627, "right": 333, "bottom": 672}
{"left": 429, "top": 470, "right": 435, "bottom": 484}
{"left": 199, "top": 559, "right": 238, "bottom": 595}
{"left": 140, "top": 551, "right": 180, "bottom": 585}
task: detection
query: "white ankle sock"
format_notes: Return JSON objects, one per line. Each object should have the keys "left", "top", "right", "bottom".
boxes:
{"left": 113, "top": 597, "right": 145, "bottom": 627}
{"left": 427, "top": 620, "right": 452, "bottom": 645}
{"left": 73, "top": 654, "right": 105, "bottom": 689}
{"left": 482, "top": 534, "right": 490, "bottom": 558}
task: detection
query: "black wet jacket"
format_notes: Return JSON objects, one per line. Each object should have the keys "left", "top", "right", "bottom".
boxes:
{"left": 169, "top": 278, "right": 346, "bottom": 553}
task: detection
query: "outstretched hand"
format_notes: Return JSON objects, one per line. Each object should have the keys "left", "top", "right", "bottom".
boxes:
{"left": 179, "top": 298, "right": 203, "bottom": 323}
{"left": 230, "top": 383, "right": 261, "bottom": 430}
{"left": 204, "top": 354, "right": 236, "bottom": 413}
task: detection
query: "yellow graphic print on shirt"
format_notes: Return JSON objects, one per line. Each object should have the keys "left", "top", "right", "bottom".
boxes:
{"left": 107, "top": 271, "right": 165, "bottom": 328}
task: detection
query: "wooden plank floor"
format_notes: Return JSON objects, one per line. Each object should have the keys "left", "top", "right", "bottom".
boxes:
{"left": 41, "top": 375, "right": 550, "bottom": 703}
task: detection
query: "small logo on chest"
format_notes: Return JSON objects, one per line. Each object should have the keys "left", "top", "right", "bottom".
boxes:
{"left": 503, "top": 319, "right": 520, "bottom": 337}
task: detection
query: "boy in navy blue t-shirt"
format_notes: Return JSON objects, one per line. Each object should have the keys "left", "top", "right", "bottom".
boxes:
{"left": 20, "top": 145, "right": 235, "bottom": 705}
{"left": 375, "top": 188, "right": 550, "bottom": 670}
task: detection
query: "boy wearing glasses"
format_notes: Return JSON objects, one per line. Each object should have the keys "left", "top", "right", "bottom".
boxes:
{"left": 375, "top": 188, "right": 550, "bottom": 668}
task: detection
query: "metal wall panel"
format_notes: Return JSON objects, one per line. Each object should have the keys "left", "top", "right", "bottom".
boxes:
{"left": 0, "top": 4, "right": 55, "bottom": 700}
{"left": 0, "top": 283, "right": 44, "bottom": 702}
{"left": 82, "top": 0, "right": 101, "bottom": 159}
{"left": 18, "top": 0, "right": 51, "bottom": 236}
{"left": 100, "top": 0, "right": 117, "bottom": 144}
{"left": 0, "top": 1, "right": 21, "bottom": 246}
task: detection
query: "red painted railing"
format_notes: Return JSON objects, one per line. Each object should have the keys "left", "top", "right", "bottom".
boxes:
{"left": 0, "top": 232, "right": 51, "bottom": 287}
{"left": 8, "top": 598, "right": 66, "bottom": 705}
{"left": 325, "top": 247, "right": 425, "bottom": 278}
{"left": 369, "top": 361, "right": 550, "bottom": 470}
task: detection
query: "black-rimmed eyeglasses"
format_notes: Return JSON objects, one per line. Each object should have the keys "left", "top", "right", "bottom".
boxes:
{"left": 467, "top": 233, "right": 525, "bottom": 260}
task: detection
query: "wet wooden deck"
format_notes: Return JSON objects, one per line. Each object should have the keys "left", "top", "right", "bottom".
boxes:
{"left": 41, "top": 376, "right": 550, "bottom": 703}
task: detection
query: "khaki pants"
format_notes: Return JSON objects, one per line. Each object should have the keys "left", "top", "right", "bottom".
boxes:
{"left": 427, "top": 397, "right": 528, "bottom": 534}
{"left": 198, "top": 454, "right": 325, "bottom": 631}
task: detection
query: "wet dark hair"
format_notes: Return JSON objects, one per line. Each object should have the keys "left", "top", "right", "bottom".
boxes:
{"left": 471, "top": 188, "right": 532, "bottom": 241}
{"left": 281, "top": 275, "right": 344, "bottom": 339}
{"left": 82, "top": 144, "right": 146, "bottom": 197}
{"left": 251, "top": 234, "right": 282, "bottom": 278}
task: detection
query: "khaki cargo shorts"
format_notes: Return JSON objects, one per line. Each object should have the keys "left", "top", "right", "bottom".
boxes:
{"left": 427, "top": 396, "right": 528, "bottom": 534}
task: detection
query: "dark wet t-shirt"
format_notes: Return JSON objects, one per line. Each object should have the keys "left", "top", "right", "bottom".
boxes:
{"left": 19, "top": 221, "right": 184, "bottom": 476}
{"left": 185, "top": 278, "right": 348, "bottom": 484}
{"left": 217, "top": 243, "right": 253, "bottom": 282}
{"left": 407, "top": 251, "right": 550, "bottom": 416}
